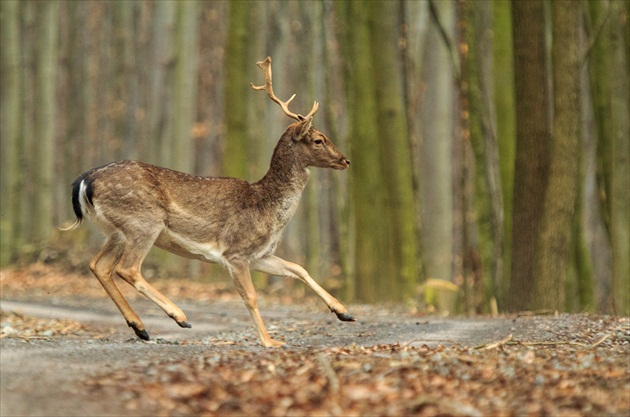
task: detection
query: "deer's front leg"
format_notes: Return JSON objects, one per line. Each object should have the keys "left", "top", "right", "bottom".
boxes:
{"left": 226, "top": 260, "right": 285, "bottom": 348}
{"left": 251, "top": 255, "right": 355, "bottom": 322}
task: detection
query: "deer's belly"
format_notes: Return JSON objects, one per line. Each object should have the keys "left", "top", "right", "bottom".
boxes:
{"left": 155, "top": 227, "right": 226, "bottom": 264}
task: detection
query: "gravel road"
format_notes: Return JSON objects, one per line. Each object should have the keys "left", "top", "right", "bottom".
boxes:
{"left": 1, "top": 297, "right": 521, "bottom": 416}
{"left": 1, "top": 296, "right": 627, "bottom": 416}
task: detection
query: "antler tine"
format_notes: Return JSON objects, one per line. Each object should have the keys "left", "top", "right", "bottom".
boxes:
{"left": 250, "top": 56, "right": 302, "bottom": 121}
{"left": 302, "top": 101, "right": 319, "bottom": 121}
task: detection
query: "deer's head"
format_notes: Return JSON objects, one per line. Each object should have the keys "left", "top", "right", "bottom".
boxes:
{"left": 284, "top": 118, "right": 349, "bottom": 170}
{"left": 252, "top": 57, "right": 350, "bottom": 171}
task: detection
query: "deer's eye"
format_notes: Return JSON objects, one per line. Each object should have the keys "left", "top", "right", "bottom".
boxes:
{"left": 314, "top": 139, "right": 323, "bottom": 145}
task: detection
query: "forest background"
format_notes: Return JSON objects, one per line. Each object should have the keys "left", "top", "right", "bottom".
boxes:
{"left": 0, "top": 0, "right": 628, "bottom": 315}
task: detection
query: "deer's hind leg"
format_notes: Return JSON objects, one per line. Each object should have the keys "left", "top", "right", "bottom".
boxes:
{"left": 114, "top": 231, "right": 190, "bottom": 329}
{"left": 90, "top": 234, "right": 149, "bottom": 340}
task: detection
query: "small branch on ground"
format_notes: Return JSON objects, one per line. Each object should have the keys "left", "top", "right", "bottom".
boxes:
{"left": 474, "top": 334, "right": 513, "bottom": 350}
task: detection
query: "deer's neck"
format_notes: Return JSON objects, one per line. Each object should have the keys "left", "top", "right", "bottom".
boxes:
{"left": 257, "top": 138, "right": 310, "bottom": 202}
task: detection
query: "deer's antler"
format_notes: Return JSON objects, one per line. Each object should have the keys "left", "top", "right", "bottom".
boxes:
{"left": 250, "top": 57, "right": 319, "bottom": 121}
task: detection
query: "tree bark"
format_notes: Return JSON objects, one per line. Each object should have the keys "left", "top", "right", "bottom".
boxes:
{"left": 530, "top": 1, "right": 581, "bottom": 311}
{"left": 0, "top": 0, "right": 22, "bottom": 265}
{"left": 492, "top": 0, "right": 516, "bottom": 308}
{"left": 33, "top": 1, "right": 60, "bottom": 245}
{"left": 461, "top": 0, "right": 504, "bottom": 312}
{"left": 587, "top": 0, "right": 630, "bottom": 315}
{"left": 608, "top": 0, "right": 629, "bottom": 315}
{"left": 367, "top": 0, "right": 419, "bottom": 300}
{"left": 507, "top": 0, "right": 550, "bottom": 311}
{"left": 420, "top": 0, "right": 455, "bottom": 285}
{"left": 336, "top": 0, "right": 386, "bottom": 302}
{"left": 223, "top": 1, "right": 251, "bottom": 180}
{"left": 172, "top": 1, "right": 200, "bottom": 173}
{"left": 148, "top": 0, "right": 176, "bottom": 167}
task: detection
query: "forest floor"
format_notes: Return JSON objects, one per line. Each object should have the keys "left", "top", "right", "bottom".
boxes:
{"left": 1, "top": 264, "right": 628, "bottom": 417}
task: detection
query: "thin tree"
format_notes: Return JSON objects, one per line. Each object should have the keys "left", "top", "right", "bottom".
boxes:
{"left": 507, "top": 0, "right": 550, "bottom": 311}
{"left": 223, "top": 1, "right": 251, "bottom": 180}
{"left": 32, "top": 1, "right": 60, "bottom": 245}
{"left": 587, "top": 0, "right": 630, "bottom": 314}
{"left": 0, "top": 0, "right": 22, "bottom": 265}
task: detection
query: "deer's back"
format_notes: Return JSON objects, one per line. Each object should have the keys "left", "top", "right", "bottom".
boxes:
{"left": 76, "top": 160, "right": 295, "bottom": 263}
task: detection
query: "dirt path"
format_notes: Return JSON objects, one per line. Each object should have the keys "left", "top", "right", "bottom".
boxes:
{"left": 1, "top": 265, "right": 628, "bottom": 416}
{"left": 2, "top": 297, "right": 628, "bottom": 416}
{"left": 0, "top": 298, "right": 522, "bottom": 416}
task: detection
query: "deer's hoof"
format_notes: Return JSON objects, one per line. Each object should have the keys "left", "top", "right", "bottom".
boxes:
{"left": 133, "top": 328, "right": 150, "bottom": 341}
{"left": 177, "top": 321, "right": 192, "bottom": 329}
{"left": 263, "top": 338, "right": 287, "bottom": 348}
{"left": 335, "top": 311, "right": 356, "bottom": 322}
{"left": 127, "top": 321, "right": 150, "bottom": 340}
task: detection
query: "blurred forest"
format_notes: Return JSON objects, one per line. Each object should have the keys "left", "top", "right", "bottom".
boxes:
{"left": 0, "top": 0, "right": 628, "bottom": 315}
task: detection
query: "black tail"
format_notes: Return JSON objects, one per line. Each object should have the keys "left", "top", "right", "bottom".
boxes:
{"left": 70, "top": 172, "right": 95, "bottom": 223}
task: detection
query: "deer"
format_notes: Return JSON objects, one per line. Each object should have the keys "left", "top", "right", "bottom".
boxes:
{"left": 65, "top": 57, "right": 354, "bottom": 347}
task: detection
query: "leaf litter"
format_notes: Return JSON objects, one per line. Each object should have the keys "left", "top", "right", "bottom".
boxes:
{"left": 1, "top": 310, "right": 108, "bottom": 339}
{"left": 2, "top": 264, "right": 629, "bottom": 416}
{"left": 84, "top": 318, "right": 629, "bottom": 417}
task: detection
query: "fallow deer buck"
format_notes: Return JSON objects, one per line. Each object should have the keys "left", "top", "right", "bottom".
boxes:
{"left": 66, "top": 57, "right": 354, "bottom": 347}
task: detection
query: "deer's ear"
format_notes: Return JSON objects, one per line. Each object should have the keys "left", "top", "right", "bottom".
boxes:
{"left": 294, "top": 118, "right": 313, "bottom": 141}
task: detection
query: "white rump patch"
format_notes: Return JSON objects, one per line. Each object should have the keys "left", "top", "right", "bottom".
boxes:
{"left": 78, "top": 179, "right": 92, "bottom": 214}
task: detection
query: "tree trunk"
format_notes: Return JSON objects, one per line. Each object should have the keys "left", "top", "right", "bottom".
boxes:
{"left": 461, "top": 0, "right": 504, "bottom": 313}
{"left": 33, "top": 1, "right": 60, "bottom": 245}
{"left": 322, "top": 1, "right": 352, "bottom": 299}
{"left": 302, "top": 1, "right": 323, "bottom": 286}
{"left": 148, "top": 0, "right": 176, "bottom": 167}
{"left": 530, "top": 1, "right": 581, "bottom": 311}
{"left": 608, "top": 0, "right": 629, "bottom": 315}
{"left": 507, "top": 0, "right": 550, "bottom": 311}
{"left": 401, "top": 0, "right": 430, "bottom": 292}
{"left": 492, "top": 0, "right": 516, "bottom": 309}
{"left": 336, "top": 0, "right": 386, "bottom": 302}
{"left": 587, "top": 0, "right": 630, "bottom": 315}
{"left": 111, "top": 1, "right": 137, "bottom": 161}
{"left": 223, "top": 1, "right": 251, "bottom": 180}
{"left": 420, "top": 0, "right": 455, "bottom": 285}
{"left": 0, "top": 0, "right": 22, "bottom": 265}
{"left": 172, "top": 1, "right": 200, "bottom": 173}
{"left": 367, "top": 0, "right": 419, "bottom": 300}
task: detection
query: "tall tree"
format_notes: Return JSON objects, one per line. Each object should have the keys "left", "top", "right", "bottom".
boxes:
{"left": 172, "top": 1, "right": 200, "bottom": 173}
{"left": 321, "top": 0, "right": 353, "bottom": 298}
{"left": 420, "top": 0, "right": 455, "bottom": 285}
{"left": 461, "top": 0, "right": 505, "bottom": 312}
{"left": 0, "top": 0, "right": 22, "bottom": 265}
{"left": 111, "top": 1, "right": 137, "bottom": 161}
{"left": 223, "top": 1, "right": 252, "bottom": 180}
{"left": 607, "top": 0, "right": 629, "bottom": 315}
{"left": 147, "top": 0, "right": 176, "bottom": 167}
{"left": 588, "top": 0, "right": 630, "bottom": 314}
{"left": 336, "top": 0, "right": 387, "bottom": 302}
{"left": 32, "top": 1, "right": 60, "bottom": 244}
{"left": 367, "top": 0, "right": 419, "bottom": 300}
{"left": 507, "top": 0, "right": 550, "bottom": 311}
{"left": 492, "top": 0, "right": 516, "bottom": 308}
{"left": 530, "top": 1, "right": 581, "bottom": 311}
